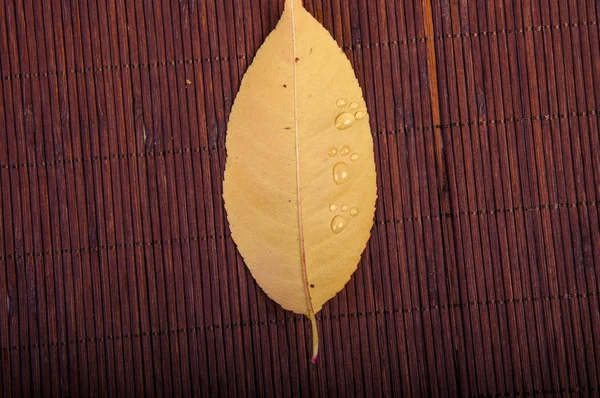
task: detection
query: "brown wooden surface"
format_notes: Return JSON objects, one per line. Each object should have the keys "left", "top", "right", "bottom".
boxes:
{"left": 1, "top": 0, "right": 600, "bottom": 396}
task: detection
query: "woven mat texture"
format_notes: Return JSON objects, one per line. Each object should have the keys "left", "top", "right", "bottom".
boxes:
{"left": 1, "top": 0, "right": 600, "bottom": 396}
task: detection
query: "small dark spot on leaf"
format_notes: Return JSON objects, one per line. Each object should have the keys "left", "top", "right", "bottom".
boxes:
{"left": 285, "top": 127, "right": 291, "bottom": 130}
{"left": 310, "top": 48, "right": 313, "bottom": 54}
{"left": 295, "top": 57, "right": 300, "bottom": 62}
{"left": 310, "top": 284, "right": 315, "bottom": 288}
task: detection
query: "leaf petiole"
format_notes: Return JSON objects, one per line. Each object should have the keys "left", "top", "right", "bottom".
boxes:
{"left": 308, "top": 311, "right": 319, "bottom": 364}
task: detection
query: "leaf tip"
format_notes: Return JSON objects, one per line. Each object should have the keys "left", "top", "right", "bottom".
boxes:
{"left": 285, "top": 0, "right": 303, "bottom": 10}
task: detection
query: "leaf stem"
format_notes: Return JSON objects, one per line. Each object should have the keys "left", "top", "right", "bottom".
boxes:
{"left": 308, "top": 311, "right": 319, "bottom": 363}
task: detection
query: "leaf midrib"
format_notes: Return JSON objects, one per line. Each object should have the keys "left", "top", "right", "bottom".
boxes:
{"left": 290, "top": 0, "right": 315, "bottom": 318}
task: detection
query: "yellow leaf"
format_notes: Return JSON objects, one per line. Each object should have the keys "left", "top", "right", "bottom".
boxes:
{"left": 223, "top": 0, "right": 377, "bottom": 363}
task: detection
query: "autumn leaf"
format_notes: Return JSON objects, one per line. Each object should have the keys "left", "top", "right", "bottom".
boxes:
{"left": 223, "top": 0, "right": 377, "bottom": 363}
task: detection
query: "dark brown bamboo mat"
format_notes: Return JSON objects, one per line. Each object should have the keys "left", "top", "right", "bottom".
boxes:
{"left": 1, "top": 0, "right": 600, "bottom": 396}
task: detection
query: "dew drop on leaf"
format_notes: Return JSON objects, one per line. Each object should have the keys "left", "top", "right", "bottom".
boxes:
{"left": 331, "top": 215, "right": 347, "bottom": 234}
{"left": 335, "top": 113, "right": 355, "bottom": 130}
{"left": 333, "top": 162, "right": 350, "bottom": 185}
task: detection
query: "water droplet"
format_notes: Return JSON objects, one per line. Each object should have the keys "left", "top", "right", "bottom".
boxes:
{"left": 329, "top": 147, "right": 338, "bottom": 157}
{"left": 340, "top": 146, "right": 351, "bottom": 156}
{"left": 331, "top": 215, "right": 347, "bottom": 234}
{"left": 329, "top": 204, "right": 337, "bottom": 212}
{"left": 350, "top": 153, "right": 360, "bottom": 162}
{"left": 350, "top": 207, "right": 360, "bottom": 216}
{"left": 341, "top": 204, "right": 349, "bottom": 212}
{"left": 350, "top": 102, "right": 359, "bottom": 110}
{"left": 336, "top": 98, "right": 347, "bottom": 107}
{"left": 355, "top": 111, "right": 365, "bottom": 120}
{"left": 333, "top": 162, "right": 350, "bottom": 185}
{"left": 335, "top": 113, "right": 355, "bottom": 130}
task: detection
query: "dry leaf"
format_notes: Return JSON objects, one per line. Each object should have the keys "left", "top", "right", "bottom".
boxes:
{"left": 223, "top": 0, "right": 376, "bottom": 363}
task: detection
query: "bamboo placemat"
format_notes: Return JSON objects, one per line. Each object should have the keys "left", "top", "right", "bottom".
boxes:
{"left": 1, "top": 0, "right": 600, "bottom": 396}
